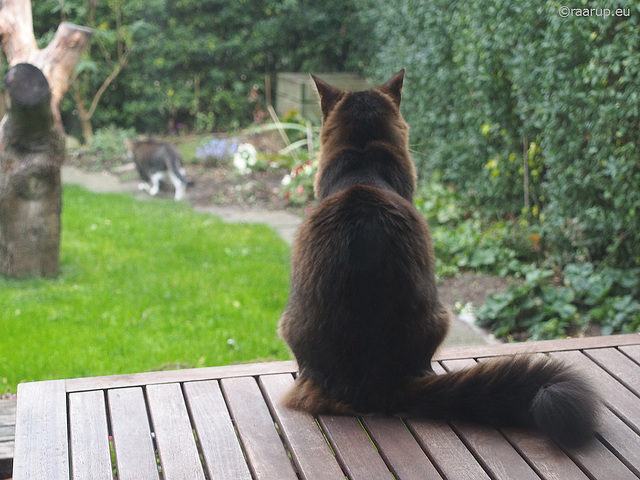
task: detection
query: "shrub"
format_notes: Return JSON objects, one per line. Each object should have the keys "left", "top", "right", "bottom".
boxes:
{"left": 70, "top": 125, "right": 136, "bottom": 171}
{"left": 478, "top": 263, "right": 640, "bottom": 340}
{"left": 357, "top": 0, "right": 640, "bottom": 270}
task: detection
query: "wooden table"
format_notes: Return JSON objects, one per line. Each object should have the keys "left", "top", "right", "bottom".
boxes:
{"left": 12, "top": 334, "right": 640, "bottom": 479}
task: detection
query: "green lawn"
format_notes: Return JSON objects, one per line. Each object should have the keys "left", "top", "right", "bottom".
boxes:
{"left": 0, "top": 185, "right": 292, "bottom": 394}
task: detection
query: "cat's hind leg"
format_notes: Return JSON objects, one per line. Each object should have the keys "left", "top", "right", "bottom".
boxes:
{"left": 148, "top": 172, "right": 164, "bottom": 196}
{"left": 168, "top": 170, "right": 186, "bottom": 201}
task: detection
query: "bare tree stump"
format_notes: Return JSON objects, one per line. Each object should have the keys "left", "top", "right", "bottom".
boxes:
{"left": 0, "top": 0, "right": 93, "bottom": 130}
{"left": 0, "top": 63, "right": 65, "bottom": 278}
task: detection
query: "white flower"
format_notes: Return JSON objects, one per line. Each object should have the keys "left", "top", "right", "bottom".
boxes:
{"left": 233, "top": 143, "right": 258, "bottom": 174}
{"left": 281, "top": 174, "right": 292, "bottom": 186}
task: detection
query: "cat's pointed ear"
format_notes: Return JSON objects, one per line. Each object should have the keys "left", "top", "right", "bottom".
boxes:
{"left": 379, "top": 69, "right": 405, "bottom": 107}
{"left": 311, "top": 74, "right": 343, "bottom": 117}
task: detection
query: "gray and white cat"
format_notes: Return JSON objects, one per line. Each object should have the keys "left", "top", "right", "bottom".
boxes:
{"left": 125, "top": 139, "right": 193, "bottom": 201}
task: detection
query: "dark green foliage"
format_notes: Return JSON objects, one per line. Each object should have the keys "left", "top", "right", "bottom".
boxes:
{"left": 32, "top": 0, "right": 367, "bottom": 135}
{"left": 478, "top": 263, "right": 640, "bottom": 340}
{"left": 357, "top": 0, "right": 640, "bottom": 270}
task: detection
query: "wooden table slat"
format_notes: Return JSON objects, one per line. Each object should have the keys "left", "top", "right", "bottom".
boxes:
{"left": 407, "top": 418, "right": 491, "bottom": 480}
{"left": 552, "top": 351, "right": 640, "bottom": 432}
{"left": 565, "top": 432, "right": 638, "bottom": 480}
{"left": 501, "top": 429, "right": 590, "bottom": 480}
{"left": 68, "top": 391, "right": 113, "bottom": 480}
{"left": 362, "top": 416, "right": 443, "bottom": 480}
{"left": 221, "top": 376, "right": 299, "bottom": 480}
{"left": 434, "top": 333, "right": 640, "bottom": 361}
{"left": 107, "top": 387, "right": 160, "bottom": 480}
{"left": 452, "top": 422, "right": 542, "bottom": 480}
{"left": 13, "top": 380, "right": 69, "bottom": 480}
{"left": 584, "top": 347, "right": 640, "bottom": 397}
{"left": 146, "top": 383, "right": 206, "bottom": 480}
{"left": 317, "top": 415, "right": 394, "bottom": 480}
{"left": 182, "top": 380, "right": 252, "bottom": 480}
{"left": 258, "top": 373, "right": 346, "bottom": 480}
{"left": 596, "top": 408, "right": 640, "bottom": 477}
{"left": 620, "top": 344, "right": 640, "bottom": 364}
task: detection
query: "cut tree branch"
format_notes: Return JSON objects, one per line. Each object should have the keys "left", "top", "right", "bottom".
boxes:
{"left": 0, "top": 0, "right": 92, "bottom": 130}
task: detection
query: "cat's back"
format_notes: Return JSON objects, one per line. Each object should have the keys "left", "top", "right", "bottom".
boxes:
{"left": 293, "top": 183, "right": 431, "bottom": 290}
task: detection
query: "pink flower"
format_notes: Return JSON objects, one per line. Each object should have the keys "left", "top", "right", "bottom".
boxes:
{"left": 297, "top": 186, "right": 304, "bottom": 194}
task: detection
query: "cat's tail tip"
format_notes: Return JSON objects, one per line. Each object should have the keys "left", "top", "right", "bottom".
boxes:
{"left": 530, "top": 369, "right": 601, "bottom": 448}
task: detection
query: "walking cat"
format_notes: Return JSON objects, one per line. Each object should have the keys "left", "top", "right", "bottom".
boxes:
{"left": 278, "top": 70, "right": 600, "bottom": 448}
{"left": 125, "top": 139, "right": 193, "bottom": 201}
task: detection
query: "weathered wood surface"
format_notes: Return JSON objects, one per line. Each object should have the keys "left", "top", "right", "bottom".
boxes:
{"left": 11, "top": 334, "right": 640, "bottom": 479}
{"left": 0, "top": 398, "right": 16, "bottom": 479}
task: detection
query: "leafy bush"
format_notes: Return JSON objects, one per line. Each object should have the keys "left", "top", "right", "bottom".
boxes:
{"left": 414, "top": 181, "right": 540, "bottom": 278}
{"left": 37, "top": 0, "right": 369, "bottom": 135}
{"left": 70, "top": 125, "right": 136, "bottom": 171}
{"left": 478, "top": 263, "right": 640, "bottom": 340}
{"left": 357, "top": 0, "right": 640, "bottom": 270}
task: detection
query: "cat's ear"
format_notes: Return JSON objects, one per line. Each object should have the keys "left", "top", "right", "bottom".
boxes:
{"left": 379, "top": 69, "right": 405, "bottom": 107}
{"left": 311, "top": 74, "right": 343, "bottom": 117}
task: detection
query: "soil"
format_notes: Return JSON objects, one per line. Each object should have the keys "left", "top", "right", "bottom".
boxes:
{"left": 185, "top": 165, "right": 292, "bottom": 212}
{"left": 438, "top": 273, "right": 518, "bottom": 313}
{"left": 181, "top": 130, "right": 297, "bottom": 211}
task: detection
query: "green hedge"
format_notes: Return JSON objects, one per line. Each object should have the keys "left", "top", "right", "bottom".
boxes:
{"left": 357, "top": 0, "right": 640, "bottom": 269}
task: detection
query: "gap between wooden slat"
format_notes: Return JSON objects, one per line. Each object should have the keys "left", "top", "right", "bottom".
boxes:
{"left": 182, "top": 380, "right": 252, "bottom": 480}
{"left": 146, "top": 383, "right": 206, "bottom": 480}
{"left": 102, "top": 389, "right": 118, "bottom": 479}
{"left": 258, "top": 373, "right": 347, "bottom": 480}
{"left": 108, "top": 387, "right": 161, "bottom": 480}
{"left": 583, "top": 347, "right": 640, "bottom": 398}
{"left": 220, "top": 376, "right": 299, "bottom": 480}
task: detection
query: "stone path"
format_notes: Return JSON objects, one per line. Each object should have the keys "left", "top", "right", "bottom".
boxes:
{"left": 61, "top": 166, "right": 495, "bottom": 347}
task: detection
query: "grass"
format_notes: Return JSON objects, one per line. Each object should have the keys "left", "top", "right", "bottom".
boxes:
{"left": 0, "top": 185, "right": 292, "bottom": 394}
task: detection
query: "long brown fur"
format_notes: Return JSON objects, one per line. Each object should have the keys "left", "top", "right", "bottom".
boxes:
{"left": 278, "top": 70, "right": 600, "bottom": 448}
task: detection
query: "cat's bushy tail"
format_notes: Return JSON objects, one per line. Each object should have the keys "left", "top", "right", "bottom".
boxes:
{"left": 401, "top": 355, "right": 600, "bottom": 448}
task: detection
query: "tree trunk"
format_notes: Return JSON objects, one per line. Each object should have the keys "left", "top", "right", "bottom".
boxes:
{"left": 0, "top": 1, "right": 91, "bottom": 279}
{"left": 0, "top": 63, "right": 65, "bottom": 278}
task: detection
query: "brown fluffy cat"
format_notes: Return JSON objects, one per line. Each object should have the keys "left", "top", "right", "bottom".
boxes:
{"left": 278, "top": 70, "right": 600, "bottom": 448}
